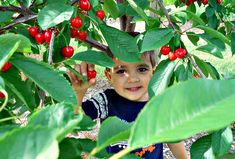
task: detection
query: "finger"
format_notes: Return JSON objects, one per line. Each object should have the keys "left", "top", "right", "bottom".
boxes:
{"left": 80, "top": 62, "right": 88, "bottom": 76}
{"left": 88, "top": 64, "right": 95, "bottom": 71}
{"left": 88, "top": 78, "right": 96, "bottom": 87}
{"left": 67, "top": 70, "right": 79, "bottom": 84}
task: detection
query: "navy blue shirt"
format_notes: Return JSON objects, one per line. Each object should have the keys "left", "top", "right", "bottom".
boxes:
{"left": 82, "top": 89, "right": 163, "bottom": 159}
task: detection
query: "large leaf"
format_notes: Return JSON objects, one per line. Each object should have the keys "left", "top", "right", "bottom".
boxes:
{"left": 38, "top": 3, "right": 73, "bottom": 30}
{"left": 148, "top": 60, "right": 176, "bottom": 98}
{"left": 141, "top": 28, "right": 174, "bottom": 53}
{"left": 104, "top": 0, "right": 120, "bottom": 19}
{"left": 28, "top": 103, "right": 83, "bottom": 141}
{"left": 129, "top": 79, "right": 235, "bottom": 150}
{"left": 196, "top": 44, "right": 223, "bottom": 59}
{"left": 96, "top": 117, "right": 132, "bottom": 152}
{"left": 197, "top": 25, "right": 230, "bottom": 45}
{"left": 190, "top": 135, "right": 215, "bottom": 159}
{"left": 0, "top": 11, "right": 14, "bottom": 23}
{"left": 72, "top": 50, "right": 114, "bottom": 68}
{"left": 0, "top": 33, "right": 31, "bottom": 54}
{"left": 0, "top": 33, "right": 31, "bottom": 69}
{"left": 1, "top": 67, "right": 36, "bottom": 111}
{"left": 100, "top": 24, "right": 140, "bottom": 62}
{"left": 212, "top": 127, "right": 233, "bottom": 157}
{"left": 0, "top": 126, "right": 59, "bottom": 159}
{"left": 126, "top": 0, "right": 149, "bottom": 25}
{"left": 11, "top": 55, "right": 77, "bottom": 105}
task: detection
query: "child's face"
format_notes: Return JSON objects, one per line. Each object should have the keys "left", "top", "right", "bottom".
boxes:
{"left": 105, "top": 56, "right": 154, "bottom": 101}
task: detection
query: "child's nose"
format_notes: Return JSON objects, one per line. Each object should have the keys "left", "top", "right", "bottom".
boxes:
{"left": 127, "top": 72, "right": 140, "bottom": 83}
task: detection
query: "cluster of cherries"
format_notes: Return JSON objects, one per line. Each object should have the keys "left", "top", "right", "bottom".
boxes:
{"left": 160, "top": 45, "right": 187, "bottom": 61}
{"left": 182, "top": 0, "right": 222, "bottom": 6}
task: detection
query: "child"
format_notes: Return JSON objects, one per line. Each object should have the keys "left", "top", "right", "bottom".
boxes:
{"left": 68, "top": 51, "right": 189, "bottom": 159}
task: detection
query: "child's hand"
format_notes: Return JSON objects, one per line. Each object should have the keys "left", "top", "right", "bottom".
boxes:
{"left": 67, "top": 62, "right": 96, "bottom": 94}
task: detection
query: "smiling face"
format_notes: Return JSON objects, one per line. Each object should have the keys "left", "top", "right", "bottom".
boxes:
{"left": 105, "top": 55, "right": 155, "bottom": 102}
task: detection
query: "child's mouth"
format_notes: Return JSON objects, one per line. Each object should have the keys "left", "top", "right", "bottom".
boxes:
{"left": 126, "top": 86, "right": 142, "bottom": 92}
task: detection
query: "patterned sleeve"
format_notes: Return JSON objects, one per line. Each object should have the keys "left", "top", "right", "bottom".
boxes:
{"left": 82, "top": 92, "right": 109, "bottom": 120}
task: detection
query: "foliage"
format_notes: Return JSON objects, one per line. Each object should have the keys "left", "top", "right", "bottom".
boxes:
{"left": 0, "top": 0, "right": 234, "bottom": 158}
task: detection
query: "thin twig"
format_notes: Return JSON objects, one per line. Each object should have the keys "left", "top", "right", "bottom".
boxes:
{"left": 48, "top": 30, "right": 55, "bottom": 64}
{"left": 0, "top": 5, "right": 22, "bottom": 12}
{"left": 0, "top": 14, "right": 37, "bottom": 32}
{"left": 187, "top": 55, "right": 207, "bottom": 79}
{"left": 156, "top": 0, "right": 176, "bottom": 30}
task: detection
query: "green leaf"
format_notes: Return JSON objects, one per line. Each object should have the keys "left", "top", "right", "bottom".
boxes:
{"left": 0, "top": 11, "right": 14, "bottom": 23}
{"left": 100, "top": 24, "right": 140, "bottom": 62}
{"left": 1, "top": 67, "right": 36, "bottom": 111}
{"left": 28, "top": 103, "right": 83, "bottom": 141}
{"left": 11, "top": 55, "right": 77, "bottom": 105}
{"left": 197, "top": 25, "right": 230, "bottom": 45}
{"left": 141, "top": 28, "right": 174, "bottom": 53}
{"left": 212, "top": 127, "right": 233, "bottom": 157}
{"left": 231, "top": 32, "right": 235, "bottom": 55}
{"left": 97, "top": 117, "right": 132, "bottom": 152}
{"left": 193, "top": 55, "right": 209, "bottom": 77}
{"left": 0, "top": 33, "right": 31, "bottom": 53}
{"left": 196, "top": 44, "right": 223, "bottom": 59}
{"left": 0, "top": 41, "right": 19, "bottom": 70}
{"left": 219, "top": 153, "right": 235, "bottom": 159}
{"left": 183, "top": 10, "right": 205, "bottom": 26}
{"left": 72, "top": 50, "right": 114, "bottom": 68}
{"left": 148, "top": 60, "right": 176, "bottom": 98}
{"left": 126, "top": 0, "right": 149, "bottom": 25}
{"left": 58, "top": 138, "right": 82, "bottom": 159}
{"left": 104, "top": 0, "right": 120, "bottom": 19}
{"left": 129, "top": 79, "right": 235, "bottom": 150}
{"left": 38, "top": 3, "right": 73, "bottom": 30}
{"left": 0, "top": 125, "right": 18, "bottom": 138}
{"left": 0, "top": 126, "right": 59, "bottom": 159}
{"left": 75, "top": 115, "right": 96, "bottom": 131}
{"left": 199, "top": 33, "right": 226, "bottom": 52}
{"left": 175, "top": 64, "right": 188, "bottom": 82}
{"left": 190, "top": 135, "right": 215, "bottom": 159}
{"left": 186, "top": 32, "right": 199, "bottom": 46}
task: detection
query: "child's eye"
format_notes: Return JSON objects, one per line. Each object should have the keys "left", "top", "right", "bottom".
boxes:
{"left": 138, "top": 67, "right": 149, "bottom": 73}
{"left": 116, "top": 69, "right": 126, "bottom": 74}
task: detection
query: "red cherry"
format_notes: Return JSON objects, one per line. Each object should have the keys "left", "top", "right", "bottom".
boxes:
{"left": 1, "top": 61, "right": 12, "bottom": 72}
{"left": 35, "top": 33, "right": 45, "bottom": 44}
{"left": 77, "top": 31, "right": 87, "bottom": 41}
{"left": 202, "top": 0, "right": 208, "bottom": 5}
{"left": 175, "top": 48, "right": 187, "bottom": 58}
{"left": 61, "top": 46, "right": 74, "bottom": 58}
{"left": 70, "top": 28, "right": 78, "bottom": 38}
{"left": 79, "top": 0, "right": 91, "bottom": 11}
{"left": 217, "top": 0, "right": 222, "bottom": 4}
{"left": 168, "top": 52, "right": 177, "bottom": 61}
{"left": 44, "top": 30, "right": 52, "bottom": 44}
{"left": 160, "top": 45, "right": 171, "bottom": 55}
{"left": 194, "top": 73, "right": 199, "bottom": 78}
{"left": 70, "top": 17, "right": 83, "bottom": 29}
{"left": 0, "top": 91, "right": 5, "bottom": 98}
{"left": 28, "top": 26, "right": 39, "bottom": 38}
{"left": 87, "top": 70, "right": 96, "bottom": 80}
{"left": 96, "top": 10, "right": 105, "bottom": 20}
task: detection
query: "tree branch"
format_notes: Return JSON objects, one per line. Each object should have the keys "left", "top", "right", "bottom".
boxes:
{"left": 0, "top": 5, "right": 22, "bottom": 12}
{"left": 0, "top": 14, "right": 37, "bottom": 33}
{"left": 156, "top": 0, "right": 176, "bottom": 30}
{"left": 84, "top": 38, "right": 113, "bottom": 58}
